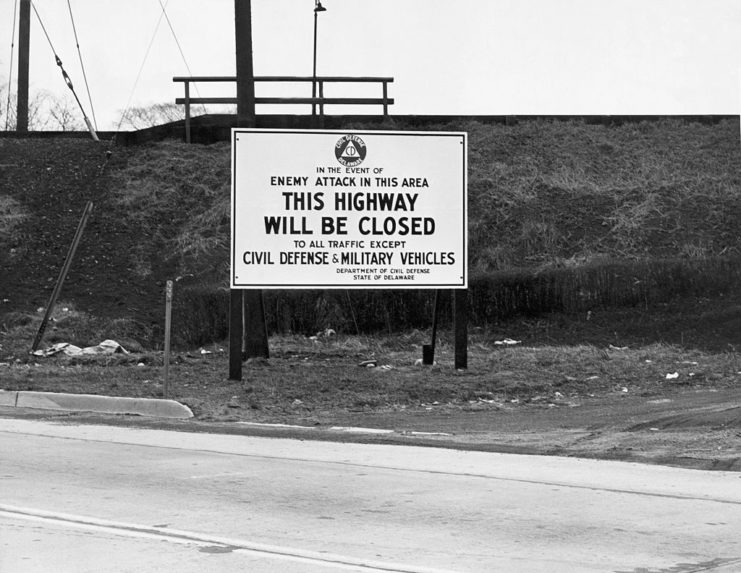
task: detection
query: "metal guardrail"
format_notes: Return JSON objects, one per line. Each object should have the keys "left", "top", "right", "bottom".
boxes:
{"left": 173, "top": 76, "right": 394, "bottom": 142}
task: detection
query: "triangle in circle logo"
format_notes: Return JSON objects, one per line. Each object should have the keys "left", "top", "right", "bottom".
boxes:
{"left": 341, "top": 141, "right": 360, "bottom": 159}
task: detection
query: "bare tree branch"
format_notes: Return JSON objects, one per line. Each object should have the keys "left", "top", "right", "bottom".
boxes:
{"left": 118, "top": 103, "right": 185, "bottom": 130}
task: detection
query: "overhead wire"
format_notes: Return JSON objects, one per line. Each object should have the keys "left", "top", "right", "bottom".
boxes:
{"left": 116, "top": 1, "right": 169, "bottom": 131}
{"left": 156, "top": 0, "right": 207, "bottom": 115}
{"left": 118, "top": 0, "right": 206, "bottom": 130}
{"left": 29, "top": 0, "right": 98, "bottom": 139}
{"left": 66, "top": 0, "right": 97, "bottom": 130}
{"left": 16, "top": 1, "right": 203, "bottom": 133}
{"left": 4, "top": 0, "right": 19, "bottom": 131}
{"left": 30, "top": 1, "right": 56, "bottom": 54}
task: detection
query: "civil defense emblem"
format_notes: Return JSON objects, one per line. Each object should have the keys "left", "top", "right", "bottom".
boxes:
{"left": 335, "top": 134, "right": 367, "bottom": 167}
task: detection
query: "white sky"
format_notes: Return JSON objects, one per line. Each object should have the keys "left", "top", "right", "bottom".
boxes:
{"left": 1, "top": 0, "right": 740, "bottom": 130}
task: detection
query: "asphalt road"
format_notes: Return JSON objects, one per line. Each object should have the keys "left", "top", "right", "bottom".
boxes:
{"left": 1, "top": 419, "right": 740, "bottom": 572}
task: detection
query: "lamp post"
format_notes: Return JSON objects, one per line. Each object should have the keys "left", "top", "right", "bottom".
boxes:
{"left": 312, "top": 0, "right": 326, "bottom": 116}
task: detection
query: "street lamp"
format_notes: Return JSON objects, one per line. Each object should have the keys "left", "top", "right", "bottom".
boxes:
{"left": 312, "top": 0, "right": 327, "bottom": 116}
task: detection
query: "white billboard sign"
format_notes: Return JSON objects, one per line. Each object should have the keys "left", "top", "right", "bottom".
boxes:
{"left": 231, "top": 129, "right": 467, "bottom": 289}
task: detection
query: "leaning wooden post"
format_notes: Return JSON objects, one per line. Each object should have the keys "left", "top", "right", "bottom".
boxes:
{"left": 31, "top": 201, "right": 93, "bottom": 353}
{"left": 453, "top": 288, "right": 468, "bottom": 369}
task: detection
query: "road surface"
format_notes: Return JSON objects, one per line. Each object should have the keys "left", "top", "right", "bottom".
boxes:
{"left": 1, "top": 418, "right": 740, "bottom": 572}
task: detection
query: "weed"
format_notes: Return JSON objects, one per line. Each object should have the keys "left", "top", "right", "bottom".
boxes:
{"left": 0, "top": 195, "right": 27, "bottom": 238}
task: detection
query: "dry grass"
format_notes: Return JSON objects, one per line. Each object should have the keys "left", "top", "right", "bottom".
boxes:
{"left": 105, "top": 119, "right": 741, "bottom": 281}
{"left": 463, "top": 119, "right": 741, "bottom": 271}
{"left": 4, "top": 119, "right": 741, "bottom": 347}
{"left": 2, "top": 322, "right": 740, "bottom": 421}
{"left": 111, "top": 141, "right": 231, "bottom": 277}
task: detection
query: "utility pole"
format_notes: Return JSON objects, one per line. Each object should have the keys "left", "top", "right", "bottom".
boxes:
{"left": 17, "top": 0, "right": 31, "bottom": 132}
{"left": 230, "top": 0, "right": 269, "bottom": 381}
{"left": 235, "top": 0, "right": 255, "bottom": 127}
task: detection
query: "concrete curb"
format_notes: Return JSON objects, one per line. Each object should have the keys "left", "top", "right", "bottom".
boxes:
{"left": 0, "top": 390, "right": 192, "bottom": 419}
{"left": 0, "top": 390, "right": 18, "bottom": 407}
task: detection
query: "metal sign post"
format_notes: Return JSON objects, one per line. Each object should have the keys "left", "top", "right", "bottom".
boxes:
{"left": 163, "top": 280, "right": 173, "bottom": 399}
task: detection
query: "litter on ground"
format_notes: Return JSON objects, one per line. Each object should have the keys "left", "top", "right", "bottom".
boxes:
{"left": 32, "top": 340, "right": 129, "bottom": 357}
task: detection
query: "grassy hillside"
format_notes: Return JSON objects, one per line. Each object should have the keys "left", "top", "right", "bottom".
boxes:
{"left": 464, "top": 119, "right": 741, "bottom": 270}
{"left": 2, "top": 118, "right": 741, "bottom": 348}
{"left": 110, "top": 118, "right": 741, "bottom": 276}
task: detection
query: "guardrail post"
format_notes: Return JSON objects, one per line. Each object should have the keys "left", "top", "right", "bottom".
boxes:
{"left": 184, "top": 81, "right": 191, "bottom": 143}
{"left": 319, "top": 80, "right": 325, "bottom": 116}
{"left": 383, "top": 81, "right": 389, "bottom": 116}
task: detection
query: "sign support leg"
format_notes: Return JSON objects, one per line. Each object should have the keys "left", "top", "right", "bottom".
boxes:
{"left": 453, "top": 289, "right": 468, "bottom": 369}
{"left": 423, "top": 289, "right": 442, "bottom": 365}
{"left": 228, "top": 289, "right": 243, "bottom": 380}
{"left": 244, "top": 291, "right": 269, "bottom": 359}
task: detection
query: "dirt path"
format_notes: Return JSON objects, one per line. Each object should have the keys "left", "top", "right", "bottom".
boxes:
{"left": 288, "top": 387, "right": 741, "bottom": 470}
{"left": 3, "top": 386, "right": 740, "bottom": 472}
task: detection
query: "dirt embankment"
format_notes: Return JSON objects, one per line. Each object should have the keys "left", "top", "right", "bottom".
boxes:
{"left": 3, "top": 126, "right": 741, "bottom": 471}
{"left": 1, "top": 139, "right": 177, "bottom": 334}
